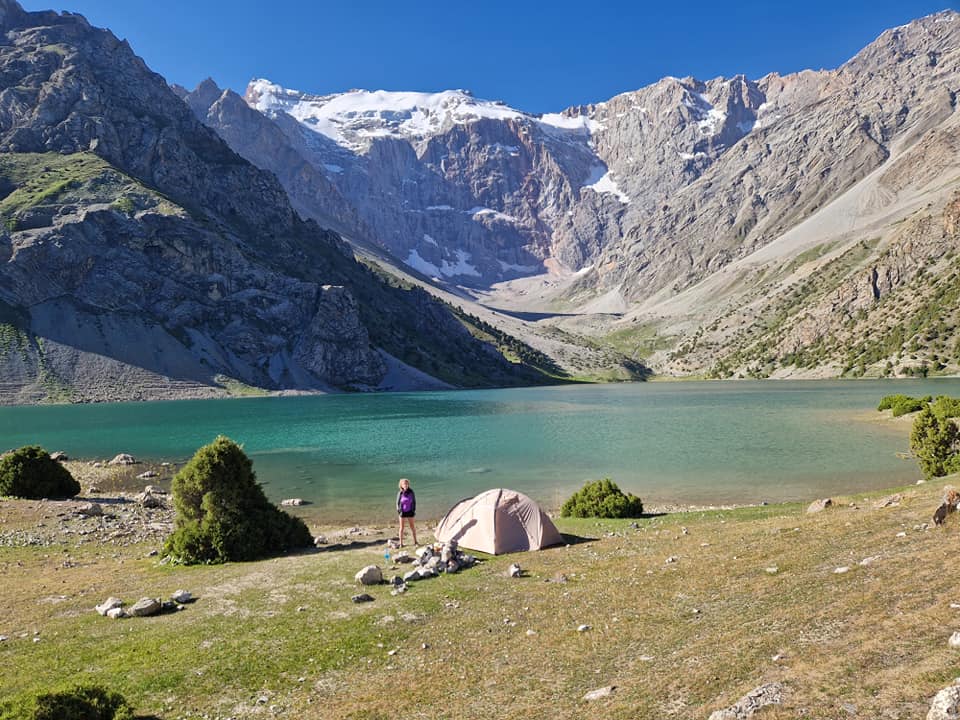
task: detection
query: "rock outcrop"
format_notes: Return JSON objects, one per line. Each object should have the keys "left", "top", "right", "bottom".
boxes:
{"left": 0, "top": 0, "right": 555, "bottom": 403}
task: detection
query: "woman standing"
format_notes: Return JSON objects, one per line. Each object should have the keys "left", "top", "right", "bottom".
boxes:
{"left": 396, "top": 478, "right": 418, "bottom": 547}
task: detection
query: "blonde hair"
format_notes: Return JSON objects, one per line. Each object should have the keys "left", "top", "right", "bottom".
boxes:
{"left": 398, "top": 478, "right": 410, "bottom": 490}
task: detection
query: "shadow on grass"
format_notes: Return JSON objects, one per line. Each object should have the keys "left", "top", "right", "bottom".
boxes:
{"left": 558, "top": 533, "right": 596, "bottom": 546}
{"left": 311, "top": 538, "right": 386, "bottom": 553}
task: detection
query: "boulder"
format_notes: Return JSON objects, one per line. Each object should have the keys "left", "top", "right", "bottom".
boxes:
{"left": 394, "top": 551, "right": 414, "bottom": 564}
{"left": 106, "top": 607, "right": 126, "bottom": 620}
{"left": 77, "top": 502, "right": 103, "bottom": 517}
{"left": 171, "top": 589, "right": 192, "bottom": 604}
{"left": 928, "top": 678, "right": 960, "bottom": 720}
{"left": 355, "top": 565, "right": 383, "bottom": 585}
{"left": 137, "top": 491, "right": 164, "bottom": 509}
{"left": 314, "top": 535, "right": 328, "bottom": 546}
{"left": 806, "top": 498, "right": 832, "bottom": 514}
{"left": 129, "top": 597, "right": 161, "bottom": 617}
{"left": 708, "top": 682, "right": 784, "bottom": 720}
{"left": 281, "top": 498, "right": 304, "bottom": 506}
{"left": 508, "top": 563, "right": 522, "bottom": 578}
{"left": 137, "top": 470, "right": 158, "bottom": 479}
{"left": 95, "top": 597, "right": 123, "bottom": 616}
{"left": 108, "top": 453, "right": 137, "bottom": 466}
{"left": 143, "top": 485, "right": 166, "bottom": 494}
{"left": 49, "top": 451, "right": 68, "bottom": 462}
{"left": 351, "top": 593, "right": 375, "bottom": 603}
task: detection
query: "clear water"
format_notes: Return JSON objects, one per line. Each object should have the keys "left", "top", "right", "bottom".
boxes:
{"left": 1, "top": 379, "right": 953, "bottom": 523}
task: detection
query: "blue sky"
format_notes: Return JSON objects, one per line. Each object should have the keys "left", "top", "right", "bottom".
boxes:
{"left": 20, "top": 0, "right": 958, "bottom": 113}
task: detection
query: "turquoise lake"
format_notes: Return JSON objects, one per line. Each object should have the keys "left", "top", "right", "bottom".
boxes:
{"left": 1, "top": 379, "right": 955, "bottom": 523}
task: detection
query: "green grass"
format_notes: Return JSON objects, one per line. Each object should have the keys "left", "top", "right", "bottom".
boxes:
{"left": 0, "top": 152, "right": 182, "bottom": 229}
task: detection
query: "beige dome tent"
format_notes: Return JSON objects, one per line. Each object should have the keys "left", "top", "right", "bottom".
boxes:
{"left": 434, "top": 488, "right": 563, "bottom": 555}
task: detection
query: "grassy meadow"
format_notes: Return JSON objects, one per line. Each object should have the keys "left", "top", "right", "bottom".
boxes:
{"left": 2, "top": 475, "right": 960, "bottom": 719}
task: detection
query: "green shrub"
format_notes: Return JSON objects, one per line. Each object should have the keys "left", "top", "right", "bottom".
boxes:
{"left": 910, "top": 407, "right": 960, "bottom": 478}
{"left": 0, "top": 445, "right": 79, "bottom": 499}
{"left": 877, "top": 394, "right": 931, "bottom": 417}
{"left": 931, "top": 395, "right": 960, "bottom": 420}
{"left": 560, "top": 478, "right": 644, "bottom": 518}
{"left": 0, "top": 684, "right": 134, "bottom": 720}
{"left": 163, "top": 436, "right": 313, "bottom": 564}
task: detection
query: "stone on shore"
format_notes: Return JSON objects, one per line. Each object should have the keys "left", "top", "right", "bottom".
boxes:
{"left": 108, "top": 453, "right": 137, "bottom": 466}
{"left": 281, "top": 498, "right": 304, "bottom": 506}
{"left": 95, "top": 597, "right": 123, "bottom": 616}
{"left": 129, "top": 597, "right": 161, "bottom": 617}
{"left": 77, "top": 502, "right": 103, "bottom": 517}
{"left": 807, "top": 498, "right": 832, "bottom": 514}
{"left": 355, "top": 565, "right": 383, "bottom": 585}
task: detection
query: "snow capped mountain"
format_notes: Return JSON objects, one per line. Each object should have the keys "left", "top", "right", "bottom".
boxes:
{"left": 247, "top": 80, "right": 531, "bottom": 152}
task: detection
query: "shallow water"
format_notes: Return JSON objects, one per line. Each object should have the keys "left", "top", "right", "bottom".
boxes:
{"left": 1, "top": 379, "right": 954, "bottom": 523}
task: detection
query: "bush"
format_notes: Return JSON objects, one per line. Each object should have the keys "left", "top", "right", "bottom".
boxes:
{"left": 0, "top": 685, "right": 133, "bottom": 720}
{"left": 0, "top": 445, "right": 79, "bottom": 499}
{"left": 163, "top": 436, "right": 313, "bottom": 564}
{"left": 560, "top": 478, "right": 644, "bottom": 518}
{"left": 910, "top": 407, "right": 960, "bottom": 478}
{"left": 931, "top": 395, "right": 960, "bottom": 420}
{"left": 877, "top": 394, "right": 931, "bottom": 417}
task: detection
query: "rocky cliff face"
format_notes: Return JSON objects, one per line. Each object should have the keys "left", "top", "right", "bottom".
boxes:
{"left": 206, "top": 10, "right": 960, "bottom": 379}
{"left": 0, "top": 0, "right": 557, "bottom": 403}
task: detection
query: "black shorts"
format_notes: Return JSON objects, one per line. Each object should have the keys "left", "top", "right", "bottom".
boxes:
{"left": 399, "top": 511, "right": 415, "bottom": 518}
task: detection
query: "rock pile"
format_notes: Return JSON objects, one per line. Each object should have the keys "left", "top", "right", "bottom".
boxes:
{"left": 95, "top": 590, "right": 194, "bottom": 619}
{"left": 708, "top": 683, "right": 784, "bottom": 720}
{"left": 403, "top": 540, "right": 477, "bottom": 582}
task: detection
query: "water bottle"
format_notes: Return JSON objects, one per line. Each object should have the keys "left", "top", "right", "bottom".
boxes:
{"left": 384, "top": 549, "right": 391, "bottom": 564}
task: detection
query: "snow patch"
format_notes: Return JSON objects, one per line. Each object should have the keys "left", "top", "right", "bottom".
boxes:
{"left": 405, "top": 248, "right": 481, "bottom": 278}
{"left": 422, "top": 233, "right": 438, "bottom": 246}
{"left": 538, "top": 112, "right": 604, "bottom": 133}
{"left": 469, "top": 207, "right": 518, "bottom": 223}
{"left": 582, "top": 165, "right": 630, "bottom": 204}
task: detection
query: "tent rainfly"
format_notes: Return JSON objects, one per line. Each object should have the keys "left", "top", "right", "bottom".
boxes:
{"left": 433, "top": 488, "right": 563, "bottom": 555}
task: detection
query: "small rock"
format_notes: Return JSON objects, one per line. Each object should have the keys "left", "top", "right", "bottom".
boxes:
{"left": 874, "top": 494, "right": 902, "bottom": 509}
{"left": 394, "top": 551, "right": 414, "bottom": 564}
{"left": 508, "top": 563, "right": 522, "bottom": 578}
{"left": 526, "top": 629, "right": 537, "bottom": 636}
{"left": 708, "top": 682, "right": 783, "bottom": 720}
{"left": 87, "top": 485, "right": 101, "bottom": 494}
{"left": 314, "top": 535, "right": 327, "bottom": 546}
{"left": 859, "top": 556, "right": 879, "bottom": 566}
{"left": 351, "top": 593, "right": 375, "bottom": 603}
{"left": 950, "top": 603, "right": 960, "bottom": 610}
{"left": 577, "top": 624, "right": 591, "bottom": 632}
{"left": 840, "top": 702, "right": 857, "bottom": 715}
{"left": 0, "top": 635, "right": 7, "bottom": 642}
{"left": 129, "top": 597, "right": 161, "bottom": 617}
{"left": 928, "top": 678, "right": 960, "bottom": 720}
{"left": 280, "top": 498, "right": 304, "bottom": 506}
{"left": 387, "top": 649, "right": 397, "bottom": 656}
{"left": 896, "top": 531, "right": 907, "bottom": 538}
{"left": 583, "top": 686, "right": 616, "bottom": 701}
{"left": 421, "top": 643, "right": 429, "bottom": 650}
{"left": 171, "top": 589, "right": 192, "bottom": 604}
{"left": 765, "top": 566, "right": 779, "bottom": 574}
{"left": 665, "top": 556, "right": 678, "bottom": 564}
{"left": 77, "top": 502, "right": 103, "bottom": 517}
{"left": 95, "top": 597, "right": 124, "bottom": 616}
{"left": 137, "top": 470, "right": 158, "bottom": 480}
{"left": 355, "top": 565, "right": 383, "bottom": 586}
{"left": 949, "top": 632, "right": 960, "bottom": 649}
{"left": 807, "top": 498, "right": 832, "bottom": 514}
{"left": 771, "top": 653, "right": 786, "bottom": 662}
{"left": 49, "top": 451, "right": 68, "bottom": 462}
{"left": 834, "top": 566, "right": 850, "bottom": 574}
{"left": 108, "top": 453, "right": 137, "bottom": 466}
